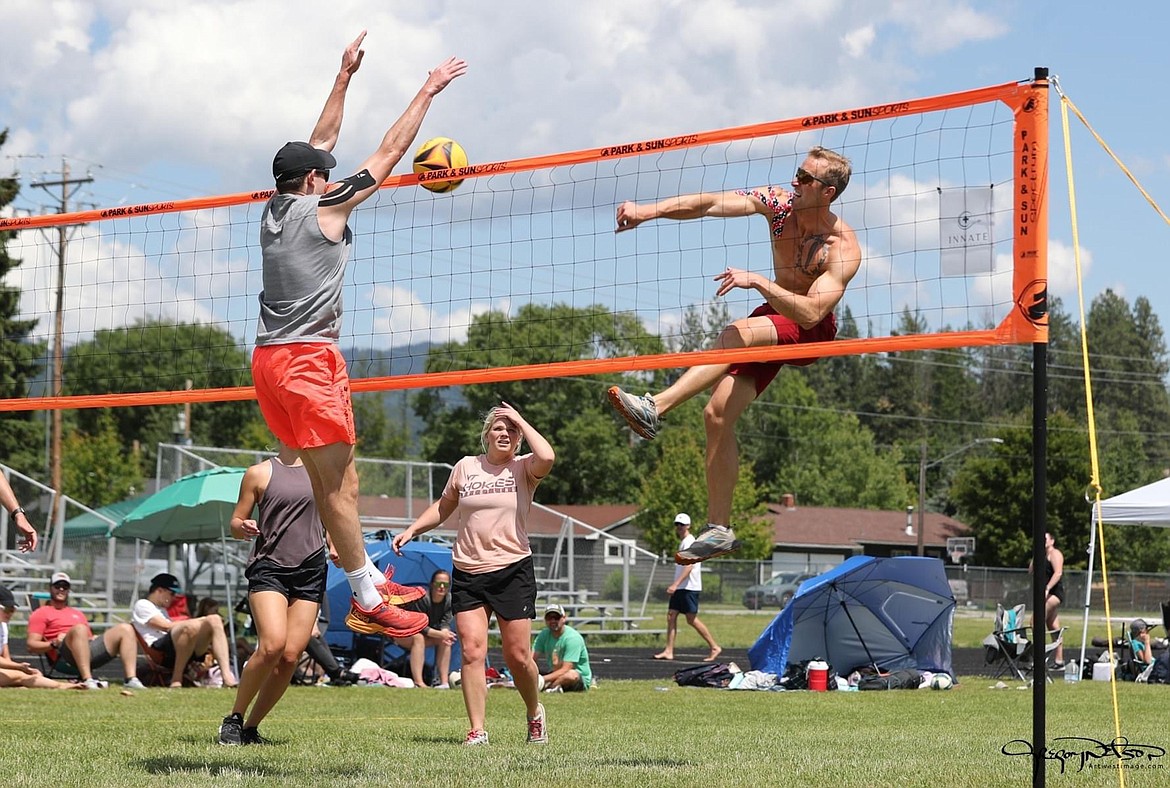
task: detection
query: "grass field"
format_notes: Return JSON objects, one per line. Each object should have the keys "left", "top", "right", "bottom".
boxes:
{"left": 4, "top": 675, "right": 1168, "bottom": 788}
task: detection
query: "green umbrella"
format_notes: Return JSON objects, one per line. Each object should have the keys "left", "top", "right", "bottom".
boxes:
{"left": 113, "top": 467, "right": 248, "bottom": 544}
{"left": 62, "top": 494, "right": 151, "bottom": 540}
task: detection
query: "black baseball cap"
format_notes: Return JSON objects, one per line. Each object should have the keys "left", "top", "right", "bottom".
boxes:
{"left": 272, "top": 141, "right": 337, "bottom": 181}
{"left": 149, "top": 573, "right": 183, "bottom": 594}
{"left": 0, "top": 585, "right": 15, "bottom": 608}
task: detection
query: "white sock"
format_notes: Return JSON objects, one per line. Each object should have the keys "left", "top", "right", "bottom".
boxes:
{"left": 345, "top": 565, "right": 382, "bottom": 609}
{"left": 365, "top": 555, "right": 387, "bottom": 585}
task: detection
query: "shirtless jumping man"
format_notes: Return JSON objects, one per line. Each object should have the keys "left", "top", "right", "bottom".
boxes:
{"left": 608, "top": 146, "right": 862, "bottom": 564}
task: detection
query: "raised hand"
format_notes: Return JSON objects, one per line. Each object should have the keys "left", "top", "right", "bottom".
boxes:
{"left": 425, "top": 56, "right": 469, "bottom": 96}
{"left": 341, "top": 30, "right": 367, "bottom": 77}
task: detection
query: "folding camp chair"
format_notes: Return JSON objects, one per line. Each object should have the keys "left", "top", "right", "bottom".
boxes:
{"left": 983, "top": 602, "right": 1065, "bottom": 683}
{"left": 38, "top": 649, "right": 82, "bottom": 682}
{"left": 983, "top": 603, "right": 1030, "bottom": 681}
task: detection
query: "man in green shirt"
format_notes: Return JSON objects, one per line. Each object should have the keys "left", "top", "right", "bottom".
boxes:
{"left": 532, "top": 604, "right": 592, "bottom": 691}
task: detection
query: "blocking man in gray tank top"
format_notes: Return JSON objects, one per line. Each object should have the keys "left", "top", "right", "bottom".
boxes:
{"left": 246, "top": 28, "right": 467, "bottom": 643}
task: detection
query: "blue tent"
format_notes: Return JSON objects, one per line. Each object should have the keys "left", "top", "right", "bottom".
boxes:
{"left": 748, "top": 556, "right": 955, "bottom": 677}
{"left": 323, "top": 534, "right": 458, "bottom": 670}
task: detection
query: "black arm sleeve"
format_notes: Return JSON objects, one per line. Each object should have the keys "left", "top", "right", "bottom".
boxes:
{"left": 319, "top": 169, "right": 378, "bottom": 207}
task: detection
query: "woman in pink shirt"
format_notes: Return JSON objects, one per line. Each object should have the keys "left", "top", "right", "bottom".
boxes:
{"left": 393, "top": 402, "right": 554, "bottom": 746}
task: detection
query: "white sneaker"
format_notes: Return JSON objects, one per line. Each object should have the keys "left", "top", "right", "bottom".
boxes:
{"left": 124, "top": 677, "right": 146, "bottom": 690}
{"left": 527, "top": 702, "right": 548, "bottom": 744}
{"left": 82, "top": 677, "right": 109, "bottom": 690}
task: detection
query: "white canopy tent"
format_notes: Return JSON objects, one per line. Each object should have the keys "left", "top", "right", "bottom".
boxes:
{"left": 1079, "top": 477, "right": 1170, "bottom": 666}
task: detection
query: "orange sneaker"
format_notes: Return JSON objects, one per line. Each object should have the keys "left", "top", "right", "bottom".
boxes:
{"left": 377, "top": 565, "right": 425, "bottom": 606}
{"left": 344, "top": 598, "right": 428, "bottom": 638}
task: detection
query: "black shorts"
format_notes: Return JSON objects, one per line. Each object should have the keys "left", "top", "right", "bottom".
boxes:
{"left": 246, "top": 548, "right": 328, "bottom": 602}
{"left": 668, "top": 589, "right": 700, "bottom": 615}
{"left": 151, "top": 633, "right": 179, "bottom": 667}
{"left": 1049, "top": 581, "right": 1065, "bottom": 605}
{"left": 451, "top": 557, "right": 536, "bottom": 621}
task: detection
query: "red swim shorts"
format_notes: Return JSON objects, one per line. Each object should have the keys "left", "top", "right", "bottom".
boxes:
{"left": 252, "top": 343, "right": 356, "bottom": 449}
{"left": 727, "top": 304, "right": 838, "bottom": 396}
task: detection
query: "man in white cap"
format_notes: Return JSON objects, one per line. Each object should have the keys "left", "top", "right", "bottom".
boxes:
{"left": 532, "top": 604, "right": 592, "bottom": 692}
{"left": 0, "top": 585, "right": 83, "bottom": 689}
{"left": 653, "top": 514, "right": 722, "bottom": 662}
{"left": 26, "top": 571, "right": 145, "bottom": 689}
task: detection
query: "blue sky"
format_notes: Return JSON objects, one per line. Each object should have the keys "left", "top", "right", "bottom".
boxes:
{"left": 1, "top": 1, "right": 1167, "bottom": 357}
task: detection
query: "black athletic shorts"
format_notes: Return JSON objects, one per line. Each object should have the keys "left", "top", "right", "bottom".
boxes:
{"left": 451, "top": 556, "right": 536, "bottom": 621}
{"left": 150, "top": 632, "right": 179, "bottom": 667}
{"left": 246, "top": 548, "right": 328, "bottom": 602}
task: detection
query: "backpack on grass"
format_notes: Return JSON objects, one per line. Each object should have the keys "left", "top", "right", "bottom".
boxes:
{"left": 673, "top": 662, "right": 735, "bottom": 688}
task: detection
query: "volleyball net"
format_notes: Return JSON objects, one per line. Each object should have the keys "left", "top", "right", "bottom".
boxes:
{"left": 0, "top": 75, "right": 1048, "bottom": 412}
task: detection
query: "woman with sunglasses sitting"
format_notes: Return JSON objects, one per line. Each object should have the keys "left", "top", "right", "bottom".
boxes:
{"left": 393, "top": 570, "right": 456, "bottom": 688}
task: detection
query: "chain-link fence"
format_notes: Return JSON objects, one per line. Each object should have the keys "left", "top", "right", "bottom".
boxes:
{"left": 9, "top": 448, "right": 1170, "bottom": 633}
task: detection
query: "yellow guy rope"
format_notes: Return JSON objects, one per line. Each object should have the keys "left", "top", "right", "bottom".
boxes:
{"left": 1057, "top": 85, "right": 1170, "bottom": 227}
{"left": 1055, "top": 77, "right": 1125, "bottom": 788}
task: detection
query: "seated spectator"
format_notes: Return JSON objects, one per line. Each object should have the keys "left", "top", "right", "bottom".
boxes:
{"left": 533, "top": 603, "right": 593, "bottom": 692}
{"left": 131, "top": 573, "right": 238, "bottom": 688}
{"left": 0, "top": 585, "right": 83, "bottom": 690}
{"left": 195, "top": 597, "right": 222, "bottom": 619}
{"left": 394, "top": 570, "right": 457, "bottom": 688}
{"left": 25, "top": 572, "right": 145, "bottom": 690}
{"left": 303, "top": 594, "right": 354, "bottom": 686}
{"left": 187, "top": 598, "right": 229, "bottom": 686}
{"left": 1131, "top": 618, "right": 1154, "bottom": 668}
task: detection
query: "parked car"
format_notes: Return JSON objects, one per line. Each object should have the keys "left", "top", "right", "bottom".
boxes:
{"left": 742, "top": 572, "right": 816, "bottom": 610}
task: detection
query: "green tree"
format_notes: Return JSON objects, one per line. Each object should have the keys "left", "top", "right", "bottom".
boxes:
{"left": 353, "top": 392, "right": 408, "bottom": 459}
{"left": 636, "top": 423, "right": 770, "bottom": 559}
{"left": 949, "top": 413, "right": 1088, "bottom": 568}
{"left": 61, "top": 412, "right": 144, "bottom": 506}
{"left": 63, "top": 319, "right": 265, "bottom": 466}
{"left": 741, "top": 373, "right": 912, "bottom": 508}
{"left": 0, "top": 128, "right": 46, "bottom": 472}
{"left": 415, "top": 303, "right": 666, "bottom": 503}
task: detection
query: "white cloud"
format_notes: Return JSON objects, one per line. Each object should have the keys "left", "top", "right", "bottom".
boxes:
{"left": 842, "top": 26, "right": 877, "bottom": 58}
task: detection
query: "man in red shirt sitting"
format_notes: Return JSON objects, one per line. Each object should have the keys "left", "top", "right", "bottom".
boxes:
{"left": 26, "top": 571, "right": 145, "bottom": 690}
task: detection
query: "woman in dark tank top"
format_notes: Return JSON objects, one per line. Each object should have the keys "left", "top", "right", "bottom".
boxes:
{"left": 219, "top": 443, "right": 332, "bottom": 744}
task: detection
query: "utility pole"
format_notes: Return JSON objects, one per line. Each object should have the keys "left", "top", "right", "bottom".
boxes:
{"left": 30, "top": 159, "right": 93, "bottom": 514}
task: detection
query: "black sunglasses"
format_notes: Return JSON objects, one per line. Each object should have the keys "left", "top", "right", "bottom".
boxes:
{"left": 795, "top": 167, "right": 832, "bottom": 188}
{"left": 52, "top": 582, "right": 70, "bottom": 589}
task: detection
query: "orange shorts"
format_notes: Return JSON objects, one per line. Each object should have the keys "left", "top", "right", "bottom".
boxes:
{"left": 252, "top": 343, "right": 355, "bottom": 449}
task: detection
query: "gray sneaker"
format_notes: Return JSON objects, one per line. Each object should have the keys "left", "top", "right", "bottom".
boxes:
{"left": 676, "top": 525, "right": 742, "bottom": 565}
{"left": 608, "top": 387, "right": 660, "bottom": 440}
